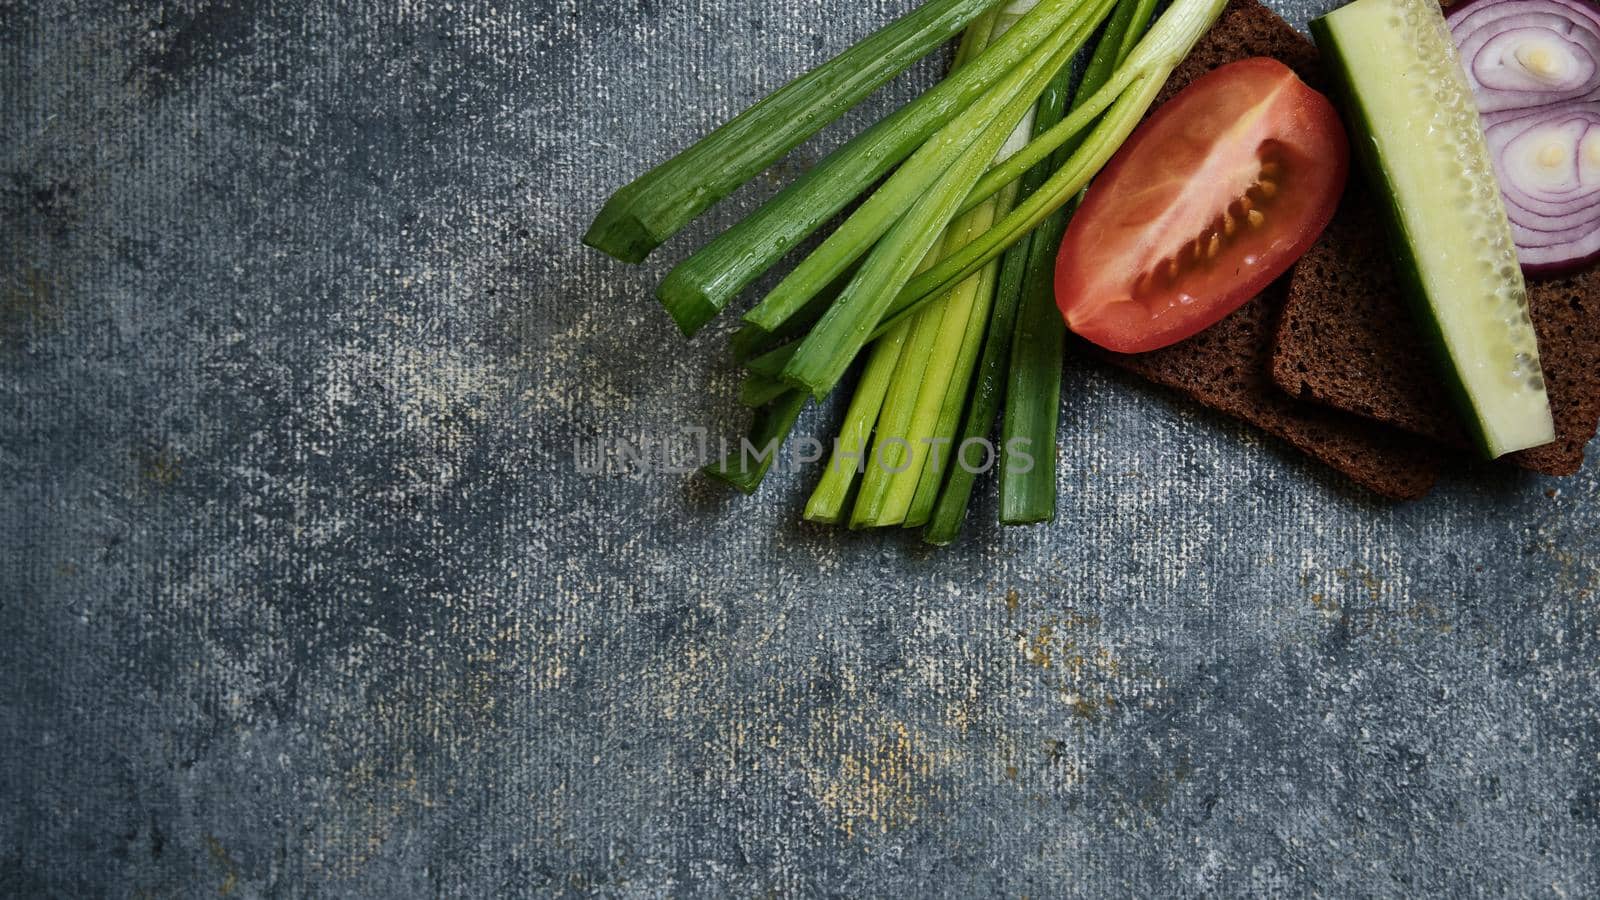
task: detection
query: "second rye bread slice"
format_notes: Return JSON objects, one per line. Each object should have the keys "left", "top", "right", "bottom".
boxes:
{"left": 1273, "top": 190, "right": 1600, "bottom": 476}
{"left": 1080, "top": 0, "right": 1443, "bottom": 500}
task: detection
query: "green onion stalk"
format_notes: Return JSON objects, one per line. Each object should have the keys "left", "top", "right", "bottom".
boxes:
{"left": 806, "top": 5, "right": 1023, "bottom": 523}
{"left": 779, "top": 0, "right": 1118, "bottom": 400}
{"left": 887, "top": 0, "right": 1227, "bottom": 327}
{"left": 585, "top": 0, "right": 1004, "bottom": 268}
{"left": 780, "top": 0, "right": 1227, "bottom": 402}
{"left": 745, "top": 0, "right": 1110, "bottom": 339}
{"left": 850, "top": 106, "right": 1033, "bottom": 529}
{"left": 656, "top": 0, "right": 1081, "bottom": 333}
{"left": 686, "top": 0, "right": 1228, "bottom": 525}
{"left": 1001, "top": 0, "right": 1160, "bottom": 526}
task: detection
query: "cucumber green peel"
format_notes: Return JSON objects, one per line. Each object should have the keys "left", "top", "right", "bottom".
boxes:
{"left": 1312, "top": 0, "right": 1555, "bottom": 457}
{"left": 655, "top": 0, "right": 1078, "bottom": 334}
{"left": 585, "top": 0, "right": 1003, "bottom": 266}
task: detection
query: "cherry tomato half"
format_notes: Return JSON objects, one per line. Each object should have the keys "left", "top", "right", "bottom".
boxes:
{"left": 1056, "top": 57, "right": 1349, "bottom": 353}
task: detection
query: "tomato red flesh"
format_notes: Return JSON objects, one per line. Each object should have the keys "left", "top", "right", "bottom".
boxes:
{"left": 1056, "top": 57, "right": 1349, "bottom": 353}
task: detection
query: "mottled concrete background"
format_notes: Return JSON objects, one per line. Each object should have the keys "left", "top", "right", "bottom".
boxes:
{"left": 3, "top": 0, "right": 1598, "bottom": 895}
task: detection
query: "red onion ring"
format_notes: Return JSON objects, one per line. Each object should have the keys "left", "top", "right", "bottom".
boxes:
{"left": 1481, "top": 102, "right": 1600, "bottom": 273}
{"left": 1448, "top": 0, "right": 1600, "bottom": 112}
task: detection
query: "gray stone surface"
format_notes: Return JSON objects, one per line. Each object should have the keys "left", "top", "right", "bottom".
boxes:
{"left": 4, "top": 0, "right": 1598, "bottom": 895}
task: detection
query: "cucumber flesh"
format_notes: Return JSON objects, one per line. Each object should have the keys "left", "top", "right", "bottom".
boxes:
{"left": 1312, "top": 0, "right": 1555, "bottom": 458}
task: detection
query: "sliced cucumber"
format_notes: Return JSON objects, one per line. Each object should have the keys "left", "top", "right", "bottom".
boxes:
{"left": 1312, "top": 0, "right": 1555, "bottom": 458}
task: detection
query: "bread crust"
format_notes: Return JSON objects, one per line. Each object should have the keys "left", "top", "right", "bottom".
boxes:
{"left": 1084, "top": 0, "right": 1444, "bottom": 500}
{"left": 1272, "top": 156, "right": 1600, "bottom": 476}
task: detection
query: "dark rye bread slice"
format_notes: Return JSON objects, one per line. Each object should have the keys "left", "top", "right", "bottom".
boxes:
{"left": 1273, "top": 191, "right": 1600, "bottom": 475}
{"left": 1078, "top": 0, "right": 1443, "bottom": 500}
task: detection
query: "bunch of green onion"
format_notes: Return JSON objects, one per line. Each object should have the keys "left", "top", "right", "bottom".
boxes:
{"left": 585, "top": 0, "right": 1225, "bottom": 544}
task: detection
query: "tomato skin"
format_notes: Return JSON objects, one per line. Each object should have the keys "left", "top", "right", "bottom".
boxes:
{"left": 1056, "top": 57, "right": 1349, "bottom": 354}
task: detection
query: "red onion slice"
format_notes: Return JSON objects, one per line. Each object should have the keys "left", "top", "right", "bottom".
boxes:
{"left": 1482, "top": 102, "right": 1600, "bottom": 273}
{"left": 1448, "top": 0, "right": 1600, "bottom": 112}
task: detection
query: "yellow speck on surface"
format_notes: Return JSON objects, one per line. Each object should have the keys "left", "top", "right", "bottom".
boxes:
{"left": 1021, "top": 623, "right": 1055, "bottom": 668}
{"left": 2, "top": 267, "right": 58, "bottom": 335}
{"left": 134, "top": 446, "right": 183, "bottom": 489}
{"left": 206, "top": 836, "right": 239, "bottom": 896}
{"left": 808, "top": 719, "right": 941, "bottom": 839}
